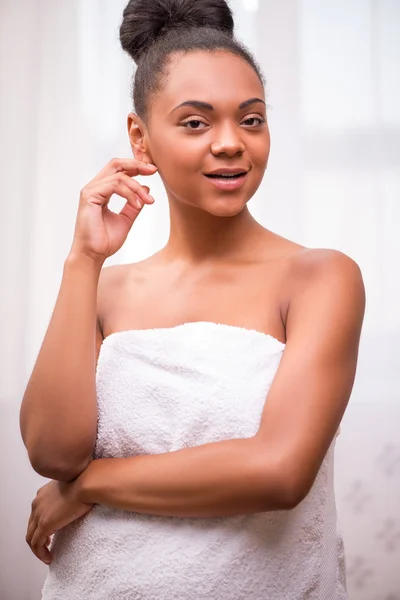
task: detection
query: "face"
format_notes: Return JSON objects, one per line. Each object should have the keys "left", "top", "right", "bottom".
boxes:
{"left": 128, "top": 50, "right": 270, "bottom": 217}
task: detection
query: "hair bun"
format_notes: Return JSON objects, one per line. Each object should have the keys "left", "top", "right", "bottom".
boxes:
{"left": 120, "top": 0, "right": 234, "bottom": 63}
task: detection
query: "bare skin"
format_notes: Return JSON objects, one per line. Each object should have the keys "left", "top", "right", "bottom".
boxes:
{"left": 97, "top": 233, "right": 305, "bottom": 351}
{"left": 24, "top": 50, "right": 365, "bottom": 564}
{"left": 97, "top": 51, "right": 306, "bottom": 348}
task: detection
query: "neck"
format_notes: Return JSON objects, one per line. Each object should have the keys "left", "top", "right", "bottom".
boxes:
{"left": 161, "top": 198, "right": 266, "bottom": 266}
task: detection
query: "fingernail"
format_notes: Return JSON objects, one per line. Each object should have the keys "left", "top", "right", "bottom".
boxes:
{"left": 148, "top": 195, "right": 155, "bottom": 203}
{"left": 135, "top": 198, "right": 142, "bottom": 209}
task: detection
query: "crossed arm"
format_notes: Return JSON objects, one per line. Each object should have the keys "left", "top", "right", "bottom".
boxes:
{"left": 26, "top": 249, "right": 365, "bottom": 563}
{"left": 78, "top": 249, "right": 365, "bottom": 514}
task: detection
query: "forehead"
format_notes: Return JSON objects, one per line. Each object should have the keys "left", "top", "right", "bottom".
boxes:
{"left": 153, "top": 50, "right": 264, "bottom": 112}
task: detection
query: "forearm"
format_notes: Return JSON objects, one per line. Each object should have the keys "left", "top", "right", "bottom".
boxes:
{"left": 77, "top": 437, "right": 285, "bottom": 518}
{"left": 20, "top": 254, "right": 102, "bottom": 479}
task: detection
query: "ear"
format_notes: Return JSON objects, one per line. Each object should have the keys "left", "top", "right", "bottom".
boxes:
{"left": 127, "top": 112, "right": 154, "bottom": 164}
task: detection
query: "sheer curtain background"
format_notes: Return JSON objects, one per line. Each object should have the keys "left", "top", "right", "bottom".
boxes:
{"left": 1, "top": 0, "right": 399, "bottom": 598}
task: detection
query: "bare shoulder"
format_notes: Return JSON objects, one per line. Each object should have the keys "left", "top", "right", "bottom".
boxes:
{"left": 266, "top": 230, "right": 362, "bottom": 277}
{"left": 98, "top": 263, "right": 128, "bottom": 298}
{"left": 96, "top": 263, "right": 136, "bottom": 327}
{"left": 262, "top": 234, "right": 365, "bottom": 327}
{"left": 285, "top": 247, "right": 366, "bottom": 332}
{"left": 289, "top": 247, "right": 364, "bottom": 289}
{"left": 96, "top": 255, "right": 159, "bottom": 327}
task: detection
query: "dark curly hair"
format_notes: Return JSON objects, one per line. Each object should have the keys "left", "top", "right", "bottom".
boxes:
{"left": 119, "top": 0, "right": 265, "bottom": 121}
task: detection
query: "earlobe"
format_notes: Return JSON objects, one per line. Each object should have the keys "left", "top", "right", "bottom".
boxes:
{"left": 127, "top": 112, "right": 154, "bottom": 164}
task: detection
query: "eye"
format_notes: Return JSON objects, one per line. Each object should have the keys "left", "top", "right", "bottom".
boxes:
{"left": 181, "top": 119, "right": 208, "bottom": 130}
{"left": 241, "top": 116, "right": 266, "bottom": 127}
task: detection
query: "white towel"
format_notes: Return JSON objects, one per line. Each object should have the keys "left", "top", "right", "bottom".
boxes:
{"left": 42, "top": 321, "right": 347, "bottom": 599}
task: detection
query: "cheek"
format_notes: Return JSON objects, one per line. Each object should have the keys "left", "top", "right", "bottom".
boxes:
{"left": 154, "top": 143, "right": 203, "bottom": 199}
{"left": 248, "top": 135, "right": 270, "bottom": 190}
{"left": 153, "top": 135, "right": 206, "bottom": 183}
{"left": 252, "top": 131, "right": 270, "bottom": 164}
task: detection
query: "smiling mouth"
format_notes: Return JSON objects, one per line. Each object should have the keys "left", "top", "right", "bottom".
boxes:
{"left": 203, "top": 171, "right": 249, "bottom": 191}
{"left": 205, "top": 172, "right": 247, "bottom": 179}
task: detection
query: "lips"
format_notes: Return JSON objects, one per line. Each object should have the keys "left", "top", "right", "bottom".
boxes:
{"left": 205, "top": 172, "right": 246, "bottom": 180}
{"left": 204, "top": 170, "right": 249, "bottom": 191}
{"left": 204, "top": 168, "right": 249, "bottom": 179}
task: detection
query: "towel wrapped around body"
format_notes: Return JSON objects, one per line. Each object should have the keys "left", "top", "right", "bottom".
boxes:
{"left": 42, "top": 321, "right": 347, "bottom": 600}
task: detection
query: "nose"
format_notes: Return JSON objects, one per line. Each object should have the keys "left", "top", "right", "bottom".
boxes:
{"left": 210, "top": 123, "right": 245, "bottom": 157}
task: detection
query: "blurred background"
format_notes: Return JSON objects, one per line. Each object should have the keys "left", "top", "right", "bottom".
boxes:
{"left": 1, "top": 0, "right": 399, "bottom": 598}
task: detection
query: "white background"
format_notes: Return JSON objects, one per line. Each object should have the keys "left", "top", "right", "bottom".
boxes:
{"left": 0, "top": 1, "right": 399, "bottom": 598}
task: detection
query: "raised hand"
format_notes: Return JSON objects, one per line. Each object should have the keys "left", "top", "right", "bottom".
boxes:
{"left": 69, "top": 157, "right": 158, "bottom": 263}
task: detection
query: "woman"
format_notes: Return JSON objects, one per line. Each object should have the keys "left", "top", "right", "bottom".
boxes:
{"left": 20, "top": 0, "right": 365, "bottom": 598}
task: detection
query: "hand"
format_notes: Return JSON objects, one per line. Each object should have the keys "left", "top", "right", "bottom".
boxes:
{"left": 26, "top": 480, "right": 93, "bottom": 565}
{"left": 69, "top": 157, "right": 158, "bottom": 263}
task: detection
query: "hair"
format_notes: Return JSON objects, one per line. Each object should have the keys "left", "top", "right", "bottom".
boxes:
{"left": 119, "top": 0, "right": 265, "bottom": 122}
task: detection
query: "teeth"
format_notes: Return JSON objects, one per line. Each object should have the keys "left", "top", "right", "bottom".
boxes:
{"left": 208, "top": 173, "right": 244, "bottom": 179}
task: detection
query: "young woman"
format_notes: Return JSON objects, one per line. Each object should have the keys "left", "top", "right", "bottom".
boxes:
{"left": 20, "top": 0, "right": 365, "bottom": 598}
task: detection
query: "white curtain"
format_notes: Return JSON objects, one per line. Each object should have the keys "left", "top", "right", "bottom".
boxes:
{"left": 1, "top": 1, "right": 399, "bottom": 598}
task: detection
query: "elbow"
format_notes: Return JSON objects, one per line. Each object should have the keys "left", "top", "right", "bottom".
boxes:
{"left": 278, "top": 478, "right": 310, "bottom": 510}
{"left": 276, "top": 465, "right": 314, "bottom": 510}
{"left": 22, "top": 427, "right": 95, "bottom": 481}
{"left": 27, "top": 447, "right": 92, "bottom": 482}
{"left": 31, "top": 460, "right": 87, "bottom": 482}
{"left": 257, "top": 458, "right": 312, "bottom": 511}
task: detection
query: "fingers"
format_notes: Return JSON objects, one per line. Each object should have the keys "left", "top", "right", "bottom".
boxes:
{"left": 81, "top": 172, "right": 154, "bottom": 211}
{"left": 26, "top": 513, "right": 53, "bottom": 565}
{"left": 116, "top": 184, "right": 149, "bottom": 220}
{"left": 28, "top": 525, "right": 53, "bottom": 565}
{"left": 91, "top": 157, "right": 157, "bottom": 184}
{"left": 71, "top": 157, "right": 158, "bottom": 261}
{"left": 133, "top": 185, "right": 153, "bottom": 209}
{"left": 31, "top": 521, "right": 50, "bottom": 549}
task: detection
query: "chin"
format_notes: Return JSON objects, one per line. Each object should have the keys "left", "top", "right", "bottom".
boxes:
{"left": 205, "top": 198, "right": 248, "bottom": 217}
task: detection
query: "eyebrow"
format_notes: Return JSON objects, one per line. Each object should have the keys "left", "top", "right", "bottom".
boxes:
{"left": 171, "top": 97, "right": 266, "bottom": 113}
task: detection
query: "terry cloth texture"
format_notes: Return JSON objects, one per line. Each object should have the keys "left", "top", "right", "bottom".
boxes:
{"left": 42, "top": 321, "right": 347, "bottom": 600}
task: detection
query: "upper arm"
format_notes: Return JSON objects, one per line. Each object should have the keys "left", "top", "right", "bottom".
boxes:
{"left": 254, "top": 249, "right": 366, "bottom": 505}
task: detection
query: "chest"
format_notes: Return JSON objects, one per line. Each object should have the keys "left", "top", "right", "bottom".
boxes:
{"left": 103, "top": 263, "right": 287, "bottom": 342}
